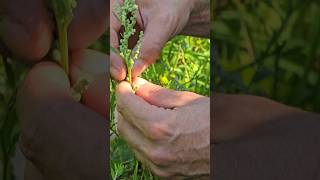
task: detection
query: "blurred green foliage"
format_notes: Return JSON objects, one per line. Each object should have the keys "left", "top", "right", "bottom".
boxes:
{"left": 110, "top": 36, "right": 210, "bottom": 179}
{"left": 213, "top": 0, "right": 320, "bottom": 112}
{"left": 0, "top": 54, "right": 26, "bottom": 180}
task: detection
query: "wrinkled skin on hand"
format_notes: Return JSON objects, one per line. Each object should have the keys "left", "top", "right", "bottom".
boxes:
{"left": 110, "top": 0, "right": 209, "bottom": 81}
{"left": 116, "top": 78, "right": 210, "bottom": 179}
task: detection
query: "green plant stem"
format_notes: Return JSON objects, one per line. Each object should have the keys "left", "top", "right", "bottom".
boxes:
{"left": 58, "top": 25, "right": 69, "bottom": 75}
{"left": 127, "top": 67, "right": 132, "bottom": 84}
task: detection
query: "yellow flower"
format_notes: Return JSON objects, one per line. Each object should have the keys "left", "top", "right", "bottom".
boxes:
{"left": 160, "top": 75, "right": 169, "bottom": 85}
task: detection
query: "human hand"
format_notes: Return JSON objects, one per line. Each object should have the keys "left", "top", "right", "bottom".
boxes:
{"left": 70, "top": 49, "right": 108, "bottom": 117}
{"left": 0, "top": 0, "right": 107, "bottom": 62}
{"left": 110, "top": 0, "right": 210, "bottom": 81}
{"left": 116, "top": 78, "right": 210, "bottom": 179}
{"left": 17, "top": 50, "right": 108, "bottom": 179}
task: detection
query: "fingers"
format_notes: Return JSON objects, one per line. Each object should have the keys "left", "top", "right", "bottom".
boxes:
{"left": 117, "top": 112, "right": 174, "bottom": 178}
{"left": 132, "top": 17, "right": 172, "bottom": 78}
{"left": 110, "top": 0, "right": 122, "bottom": 49}
{"left": 82, "top": 74, "right": 107, "bottom": 118}
{"left": 17, "top": 61, "right": 108, "bottom": 179}
{"left": 70, "top": 49, "right": 107, "bottom": 75}
{"left": 116, "top": 81, "right": 170, "bottom": 139}
{"left": 110, "top": 0, "right": 126, "bottom": 81}
{"left": 131, "top": 149, "right": 172, "bottom": 178}
{"left": 110, "top": 51, "right": 126, "bottom": 81}
{"left": 117, "top": 112, "right": 152, "bottom": 157}
{"left": 0, "top": 0, "right": 107, "bottom": 61}
{"left": 17, "top": 61, "right": 72, "bottom": 107}
{"left": 134, "top": 78, "right": 203, "bottom": 108}
{"left": 0, "top": 0, "right": 53, "bottom": 62}
{"left": 68, "top": 0, "right": 108, "bottom": 50}
{"left": 116, "top": 81, "right": 154, "bottom": 131}
{"left": 17, "top": 61, "right": 72, "bottom": 140}
{"left": 70, "top": 49, "right": 108, "bottom": 118}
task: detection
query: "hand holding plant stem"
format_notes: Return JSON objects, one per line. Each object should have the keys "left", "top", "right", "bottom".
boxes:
{"left": 47, "top": 0, "right": 77, "bottom": 75}
{"left": 115, "top": 78, "right": 210, "bottom": 178}
{"left": 47, "top": 0, "right": 93, "bottom": 101}
{"left": 114, "top": 0, "right": 144, "bottom": 88}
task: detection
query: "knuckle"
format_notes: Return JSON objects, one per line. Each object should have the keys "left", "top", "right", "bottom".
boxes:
{"left": 158, "top": 11, "right": 178, "bottom": 25}
{"left": 147, "top": 121, "right": 172, "bottom": 141}
{"left": 147, "top": 147, "right": 172, "bottom": 166}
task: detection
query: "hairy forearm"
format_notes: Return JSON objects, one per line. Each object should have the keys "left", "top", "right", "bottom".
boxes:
{"left": 20, "top": 98, "right": 108, "bottom": 180}
{"left": 180, "top": 0, "right": 210, "bottom": 38}
{"left": 212, "top": 93, "right": 303, "bottom": 143}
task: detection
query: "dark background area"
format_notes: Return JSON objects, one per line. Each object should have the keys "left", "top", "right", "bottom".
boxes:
{"left": 212, "top": 0, "right": 320, "bottom": 112}
{"left": 0, "top": 33, "right": 108, "bottom": 180}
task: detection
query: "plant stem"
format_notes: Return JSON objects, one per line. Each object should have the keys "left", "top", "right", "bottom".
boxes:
{"left": 58, "top": 25, "right": 69, "bottom": 75}
{"left": 127, "top": 67, "right": 132, "bottom": 84}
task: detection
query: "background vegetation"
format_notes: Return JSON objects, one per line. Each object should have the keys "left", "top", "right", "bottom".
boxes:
{"left": 110, "top": 36, "right": 210, "bottom": 179}
{"left": 0, "top": 49, "right": 25, "bottom": 180}
{"left": 212, "top": 0, "right": 320, "bottom": 112}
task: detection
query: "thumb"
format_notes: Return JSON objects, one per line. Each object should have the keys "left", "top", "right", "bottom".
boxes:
{"left": 17, "top": 61, "right": 73, "bottom": 121}
{"left": 132, "top": 18, "right": 172, "bottom": 78}
{"left": 134, "top": 78, "right": 203, "bottom": 109}
{"left": 0, "top": 0, "right": 52, "bottom": 62}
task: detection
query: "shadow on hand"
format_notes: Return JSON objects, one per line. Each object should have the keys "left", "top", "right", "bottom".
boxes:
{"left": 213, "top": 112, "right": 320, "bottom": 180}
